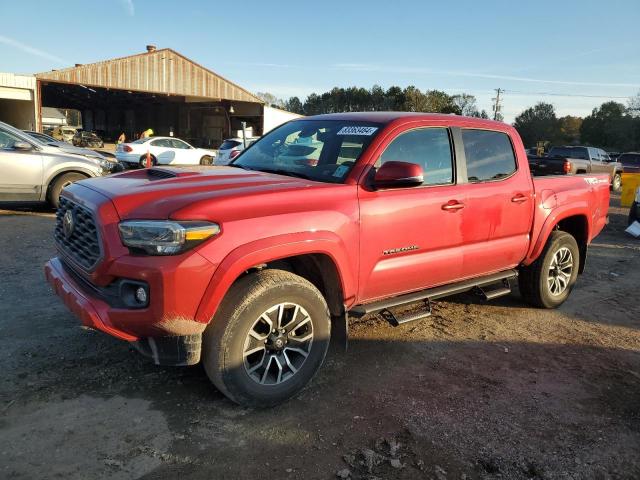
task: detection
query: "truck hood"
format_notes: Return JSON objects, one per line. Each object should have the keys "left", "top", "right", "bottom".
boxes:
{"left": 81, "top": 166, "right": 319, "bottom": 219}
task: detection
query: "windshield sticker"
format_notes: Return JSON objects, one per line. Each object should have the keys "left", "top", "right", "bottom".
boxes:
{"left": 337, "top": 126, "right": 378, "bottom": 136}
{"left": 333, "top": 164, "right": 350, "bottom": 177}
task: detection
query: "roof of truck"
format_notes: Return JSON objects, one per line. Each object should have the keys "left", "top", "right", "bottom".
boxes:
{"left": 302, "top": 111, "right": 506, "bottom": 127}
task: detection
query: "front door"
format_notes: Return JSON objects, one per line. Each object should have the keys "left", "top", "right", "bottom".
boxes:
{"left": 0, "top": 128, "right": 43, "bottom": 201}
{"left": 358, "top": 125, "right": 464, "bottom": 302}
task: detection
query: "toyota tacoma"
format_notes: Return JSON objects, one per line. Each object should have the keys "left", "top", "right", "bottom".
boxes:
{"left": 44, "top": 113, "right": 610, "bottom": 407}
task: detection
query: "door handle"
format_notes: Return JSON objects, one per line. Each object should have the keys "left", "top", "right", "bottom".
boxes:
{"left": 511, "top": 194, "right": 528, "bottom": 203}
{"left": 441, "top": 201, "right": 465, "bottom": 211}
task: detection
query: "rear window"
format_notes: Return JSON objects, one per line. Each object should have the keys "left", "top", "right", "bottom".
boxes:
{"left": 548, "top": 146, "right": 589, "bottom": 160}
{"left": 462, "top": 129, "right": 517, "bottom": 182}
{"left": 220, "top": 140, "right": 241, "bottom": 150}
{"left": 619, "top": 153, "right": 640, "bottom": 165}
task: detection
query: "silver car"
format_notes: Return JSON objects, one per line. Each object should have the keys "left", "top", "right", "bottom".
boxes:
{"left": 0, "top": 121, "right": 111, "bottom": 208}
{"left": 215, "top": 137, "right": 259, "bottom": 165}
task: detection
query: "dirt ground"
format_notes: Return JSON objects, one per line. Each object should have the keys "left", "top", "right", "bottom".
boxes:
{"left": 0, "top": 196, "right": 639, "bottom": 480}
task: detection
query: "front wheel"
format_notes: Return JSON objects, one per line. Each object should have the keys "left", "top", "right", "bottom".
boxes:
{"left": 202, "top": 269, "right": 331, "bottom": 407}
{"left": 49, "top": 172, "right": 87, "bottom": 209}
{"left": 519, "top": 231, "right": 580, "bottom": 308}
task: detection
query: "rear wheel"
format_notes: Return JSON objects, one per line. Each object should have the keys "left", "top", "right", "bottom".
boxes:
{"left": 49, "top": 173, "right": 87, "bottom": 209}
{"left": 611, "top": 173, "right": 622, "bottom": 193}
{"left": 519, "top": 231, "right": 579, "bottom": 309}
{"left": 200, "top": 155, "right": 214, "bottom": 166}
{"left": 202, "top": 269, "right": 331, "bottom": 407}
{"left": 138, "top": 155, "right": 157, "bottom": 168}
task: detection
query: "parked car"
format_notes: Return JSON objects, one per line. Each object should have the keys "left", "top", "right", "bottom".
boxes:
{"left": 116, "top": 136, "right": 216, "bottom": 167}
{"left": 608, "top": 151, "right": 621, "bottom": 162}
{"left": 23, "top": 130, "right": 122, "bottom": 173}
{"left": 51, "top": 126, "right": 78, "bottom": 143}
{"left": 528, "top": 145, "right": 623, "bottom": 192}
{"left": 45, "top": 112, "right": 609, "bottom": 407}
{"left": 72, "top": 131, "right": 104, "bottom": 148}
{"left": 0, "top": 121, "right": 110, "bottom": 208}
{"left": 215, "top": 137, "right": 259, "bottom": 165}
{"left": 617, "top": 152, "right": 640, "bottom": 174}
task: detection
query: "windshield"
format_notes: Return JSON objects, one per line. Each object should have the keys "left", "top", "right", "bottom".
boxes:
{"left": 232, "top": 120, "right": 382, "bottom": 183}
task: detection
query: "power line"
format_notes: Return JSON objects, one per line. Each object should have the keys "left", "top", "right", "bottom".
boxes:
{"left": 503, "top": 89, "right": 632, "bottom": 99}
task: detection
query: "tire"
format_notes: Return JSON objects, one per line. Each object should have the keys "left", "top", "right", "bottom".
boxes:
{"left": 138, "top": 155, "right": 157, "bottom": 168}
{"left": 202, "top": 269, "right": 331, "bottom": 408}
{"left": 48, "top": 173, "right": 87, "bottom": 209}
{"left": 611, "top": 173, "right": 622, "bottom": 193}
{"left": 199, "top": 155, "right": 214, "bottom": 166}
{"left": 518, "top": 231, "right": 580, "bottom": 309}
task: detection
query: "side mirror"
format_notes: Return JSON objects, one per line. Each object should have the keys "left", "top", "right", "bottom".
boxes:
{"left": 13, "top": 141, "right": 33, "bottom": 151}
{"left": 374, "top": 161, "right": 423, "bottom": 188}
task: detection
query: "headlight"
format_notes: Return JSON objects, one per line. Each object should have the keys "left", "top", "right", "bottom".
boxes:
{"left": 635, "top": 187, "right": 640, "bottom": 204}
{"left": 118, "top": 221, "right": 220, "bottom": 255}
{"left": 99, "top": 159, "right": 112, "bottom": 171}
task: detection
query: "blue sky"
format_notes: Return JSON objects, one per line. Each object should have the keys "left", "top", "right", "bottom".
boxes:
{"left": 1, "top": 0, "right": 639, "bottom": 122}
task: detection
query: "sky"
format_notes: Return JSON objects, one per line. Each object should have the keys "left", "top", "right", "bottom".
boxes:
{"left": 1, "top": 0, "right": 639, "bottom": 122}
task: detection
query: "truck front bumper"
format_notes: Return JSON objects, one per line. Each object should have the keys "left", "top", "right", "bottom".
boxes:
{"left": 44, "top": 256, "right": 211, "bottom": 365}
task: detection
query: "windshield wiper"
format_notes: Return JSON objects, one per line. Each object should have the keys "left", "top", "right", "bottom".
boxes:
{"left": 255, "top": 168, "right": 312, "bottom": 180}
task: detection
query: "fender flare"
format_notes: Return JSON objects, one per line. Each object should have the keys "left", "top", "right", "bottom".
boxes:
{"left": 523, "top": 204, "right": 591, "bottom": 266}
{"left": 194, "top": 231, "right": 356, "bottom": 324}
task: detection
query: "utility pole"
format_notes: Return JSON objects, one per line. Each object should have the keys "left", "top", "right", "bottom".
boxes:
{"left": 492, "top": 88, "right": 503, "bottom": 121}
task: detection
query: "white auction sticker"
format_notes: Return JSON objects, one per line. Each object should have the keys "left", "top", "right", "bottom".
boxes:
{"left": 337, "top": 126, "right": 378, "bottom": 136}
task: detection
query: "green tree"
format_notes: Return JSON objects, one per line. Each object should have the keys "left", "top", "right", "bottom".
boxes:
{"left": 284, "top": 97, "right": 304, "bottom": 114}
{"left": 557, "top": 115, "right": 582, "bottom": 144}
{"left": 513, "top": 102, "right": 560, "bottom": 148}
{"left": 580, "top": 101, "right": 634, "bottom": 150}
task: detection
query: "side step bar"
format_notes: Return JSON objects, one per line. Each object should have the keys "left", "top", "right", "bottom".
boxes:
{"left": 350, "top": 269, "right": 518, "bottom": 318}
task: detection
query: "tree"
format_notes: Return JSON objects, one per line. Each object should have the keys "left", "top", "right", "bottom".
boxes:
{"left": 557, "top": 116, "right": 582, "bottom": 144}
{"left": 284, "top": 97, "right": 304, "bottom": 114}
{"left": 452, "top": 93, "right": 479, "bottom": 116}
{"left": 580, "top": 101, "right": 634, "bottom": 150}
{"left": 628, "top": 92, "right": 640, "bottom": 117}
{"left": 513, "top": 102, "right": 560, "bottom": 148}
{"left": 255, "top": 92, "right": 284, "bottom": 108}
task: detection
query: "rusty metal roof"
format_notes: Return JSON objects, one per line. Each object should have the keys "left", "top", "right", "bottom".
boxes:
{"left": 35, "top": 48, "right": 263, "bottom": 103}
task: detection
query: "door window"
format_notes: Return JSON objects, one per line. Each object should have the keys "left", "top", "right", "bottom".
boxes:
{"left": 378, "top": 128, "right": 453, "bottom": 185}
{"left": 150, "top": 139, "right": 170, "bottom": 148}
{"left": 461, "top": 129, "right": 517, "bottom": 182}
{"left": 170, "top": 139, "right": 191, "bottom": 149}
{"left": 0, "top": 129, "right": 23, "bottom": 150}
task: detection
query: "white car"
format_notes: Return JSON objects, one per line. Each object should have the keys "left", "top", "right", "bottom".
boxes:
{"left": 116, "top": 137, "right": 216, "bottom": 168}
{"left": 215, "top": 137, "right": 259, "bottom": 166}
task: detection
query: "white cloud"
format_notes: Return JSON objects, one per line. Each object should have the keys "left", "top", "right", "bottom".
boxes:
{"left": 0, "top": 35, "right": 68, "bottom": 65}
{"left": 120, "top": 0, "right": 135, "bottom": 16}
{"left": 331, "top": 64, "right": 640, "bottom": 89}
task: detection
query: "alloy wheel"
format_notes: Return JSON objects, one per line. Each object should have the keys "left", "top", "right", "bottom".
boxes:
{"left": 547, "top": 247, "right": 573, "bottom": 296}
{"left": 243, "top": 302, "right": 314, "bottom": 385}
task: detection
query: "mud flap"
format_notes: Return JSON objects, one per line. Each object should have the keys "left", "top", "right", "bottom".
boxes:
{"left": 132, "top": 334, "right": 202, "bottom": 366}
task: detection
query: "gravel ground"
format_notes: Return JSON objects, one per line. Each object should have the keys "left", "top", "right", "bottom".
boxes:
{"left": 0, "top": 196, "right": 639, "bottom": 480}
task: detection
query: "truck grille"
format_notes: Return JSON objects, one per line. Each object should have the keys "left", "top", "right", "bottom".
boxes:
{"left": 54, "top": 197, "right": 101, "bottom": 270}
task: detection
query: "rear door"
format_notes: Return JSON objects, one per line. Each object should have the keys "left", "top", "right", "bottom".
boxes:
{"left": 0, "top": 128, "right": 43, "bottom": 201}
{"left": 358, "top": 124, "right": 464, "bottom": 301}
{"left": 456, "top": 128, "right": 533, "bottom": 277}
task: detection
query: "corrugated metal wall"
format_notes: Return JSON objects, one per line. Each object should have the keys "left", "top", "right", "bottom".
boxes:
{"left": 35, "top": 49, "right": 261, "bottom": 103}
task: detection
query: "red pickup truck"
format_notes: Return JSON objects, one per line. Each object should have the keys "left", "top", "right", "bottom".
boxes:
{"left": 44, "top": 113, "right": 609, "bottom": 407}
